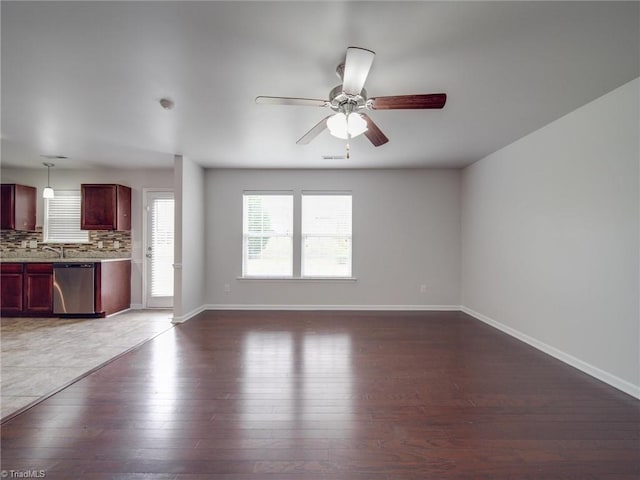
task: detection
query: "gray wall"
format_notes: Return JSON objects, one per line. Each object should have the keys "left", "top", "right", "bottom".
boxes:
{"left": 461, "top": 78, "right": 639, "bottom": 395}
{"left": 0, "top": 166, "right": 174, "bottom": 307}
{"left": 173, "top": 156, "right": 206, "bottom": 321}
{"left": 204, "top": 168, "right": 461, "bottom": 308}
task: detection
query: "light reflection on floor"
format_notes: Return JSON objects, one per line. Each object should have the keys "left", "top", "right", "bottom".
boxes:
{"left": 241, "top": 330, "right": 352, "bottom": 433}
{"left": 302, "top": 333, "right": 352, "bottom": 419}
{"left": 147, "top": 328, "right": 177, "bottom": 427}
{"left": 242, "top": 331, "right": 294, "bottom": 423}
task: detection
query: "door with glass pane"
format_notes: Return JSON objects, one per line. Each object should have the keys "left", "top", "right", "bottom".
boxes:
{"left": 145, "top": 190, "right": 174, "bottom": 308}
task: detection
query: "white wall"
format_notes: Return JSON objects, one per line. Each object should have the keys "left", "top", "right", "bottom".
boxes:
{"left": 0, "top": 166, "right": 174, "bottom": 307}
{"left": 205, "top": 168, "right": 461, "bottom": 308}
{"left": 461, "top": 78, "right": 639, "bottom": 396}
{"left": 173, "top": 156, "right": 206, "bottom": 321}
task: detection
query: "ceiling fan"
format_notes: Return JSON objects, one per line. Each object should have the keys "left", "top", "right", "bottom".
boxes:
{"left": 255, "top": 47, "right": 447, "bottom": 148}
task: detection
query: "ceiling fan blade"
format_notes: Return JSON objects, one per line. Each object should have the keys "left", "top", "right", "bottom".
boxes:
{"left": 361, "top": 113, "right": 389, "bottom": 147}
{"left": 296, "top": 115, "right": 332, "bottom": 145}
{"left": 342, "top": 47, "right": 375, "bottom": 96}
{"left": 255, "top": 96, "right": 329, "bottom": 107}
{"left": 369, "top": 93, "right": 447, "bottom": 110}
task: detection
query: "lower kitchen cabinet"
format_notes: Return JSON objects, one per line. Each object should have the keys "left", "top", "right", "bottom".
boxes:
{"left": 1, "top": 263, "right": 25, "bottom": 314}
{"left": 1, "top": 260, "right": 131, "bottom": 318}
{"left": 24, "top": 263, "right": 53, "bottom": 315}
{"left": 1, "top": 263, "right": 53, "bottom": 316}
{"left": 95, "top": 260, "right": 131, "bottom": 317}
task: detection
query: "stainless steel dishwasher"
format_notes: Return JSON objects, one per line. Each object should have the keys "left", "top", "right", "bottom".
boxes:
{"left": 53, "top": 263, "right": 95, "bottom": 314}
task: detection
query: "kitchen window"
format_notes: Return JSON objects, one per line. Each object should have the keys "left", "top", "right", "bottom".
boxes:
{"left": 44, "top": 190, "right": 89, "bottom": 243}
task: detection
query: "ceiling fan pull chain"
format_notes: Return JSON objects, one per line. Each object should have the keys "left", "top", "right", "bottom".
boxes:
{"left": 346, "top": 141, "right": 350, "bottom": 159}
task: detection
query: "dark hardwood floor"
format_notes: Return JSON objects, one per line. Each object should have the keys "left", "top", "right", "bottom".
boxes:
{"left": 1, "top": 310, "right": 639, "bottom": 479}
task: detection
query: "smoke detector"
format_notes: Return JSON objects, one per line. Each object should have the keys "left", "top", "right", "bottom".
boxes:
{"left": 159, "top": 98, "right": 175, "bottom": 110}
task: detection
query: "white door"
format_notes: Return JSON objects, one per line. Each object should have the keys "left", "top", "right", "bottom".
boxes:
{"left": 144, "top": 190, "right": 174, "bottom": 308}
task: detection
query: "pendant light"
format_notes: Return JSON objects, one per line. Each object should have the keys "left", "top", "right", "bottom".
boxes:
{"left": 42, "top": 162, "right": 55, "bottom": 198}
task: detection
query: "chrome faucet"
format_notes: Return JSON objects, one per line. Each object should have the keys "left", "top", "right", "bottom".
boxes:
{"left": 43, "top": 245, "right": 64, "bottom": 258}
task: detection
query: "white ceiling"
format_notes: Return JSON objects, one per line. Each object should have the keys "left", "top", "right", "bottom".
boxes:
{"left": 1, "top": 1, "right": 638, "bottom": 170}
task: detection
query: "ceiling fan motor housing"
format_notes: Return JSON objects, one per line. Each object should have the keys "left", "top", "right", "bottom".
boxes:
{"left": 329, "top": 85, "right": 368, "bottom": 114}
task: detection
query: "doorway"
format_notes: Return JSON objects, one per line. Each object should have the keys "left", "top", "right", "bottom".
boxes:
{"left": 144, "top": 189, "right": 175, "bottom": 308}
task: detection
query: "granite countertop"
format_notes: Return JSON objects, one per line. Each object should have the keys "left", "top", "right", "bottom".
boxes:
{"left": 1, "top": 257, "right": 131, "bottom": 263}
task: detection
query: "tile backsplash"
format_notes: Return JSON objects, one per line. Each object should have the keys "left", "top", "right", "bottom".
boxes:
{"left": 0, "top": 229, "right": 131, "bottom": 258}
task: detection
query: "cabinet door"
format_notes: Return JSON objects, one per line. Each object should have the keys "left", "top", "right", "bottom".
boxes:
{"left": 116, "top": 185, "right": 131, "bottom": 231}
{"left": 95, "top": 260, "right": 131, "bottom": 316}
{"left": 0, "top": 184, "right": 36, "bottom": 231}
{"left": 24, "top": 264, "right": 53, "bottom": 314}
{"left": 0, "top": 184, "right": 15, "bottom": 229}
{"left": 15, "top": 185, "right": 37, "bottom": 230}
{"left": 81, "top": 184, "right": 117, "bottom": 230}
{"left": 1, "top": 264, "right": 24, "bottom": 314}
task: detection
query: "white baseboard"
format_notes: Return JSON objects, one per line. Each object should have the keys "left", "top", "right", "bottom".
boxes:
{"left": 461, "top": 306, "right": 640, "bottom": 400}
{"left": 203, "top": 304, "right": 461, "bottom": 311}
{"left": 172, "top": 305, "right": 207, "bottom": 324}
{"left": 130, "top": 303, "right": 144, "bottom": 310}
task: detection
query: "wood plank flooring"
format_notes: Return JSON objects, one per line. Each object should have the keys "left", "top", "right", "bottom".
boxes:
{"left": 1, "top": 310, "right": 173, "bottom": 419}
{"left": 1, "top": 310, "right": 639, "bottom": 479}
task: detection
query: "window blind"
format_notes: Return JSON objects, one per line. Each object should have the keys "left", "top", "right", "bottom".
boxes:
{"left": 150, "top": 197, "right": 174, "bottom": 297}
{"left": 243, "top": 193, "right": 293, "bottom": 277}
{"left": 44, "top": 191, "right": 89, "bottom": 243}
{"left": 301, "top": 194, "right": 352, "bottom": 277}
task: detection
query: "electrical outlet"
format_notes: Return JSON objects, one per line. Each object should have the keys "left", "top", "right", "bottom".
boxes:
{"left": 97, "top": 241, "right": 103, "bottom": 249}
{"left": 224, "top": 284, "right": 231, "bottom": 293}
{"left": 29, "top": 240, "right": 37, "bottom": 249}
{"left": 20, "top": 240, "right": 27, "bottom": 248}
{"left": 420, "top": 284, "right": 427, "bottom": 294}
{"left": 113, "top": 240, "right": 120, "bottom": 249}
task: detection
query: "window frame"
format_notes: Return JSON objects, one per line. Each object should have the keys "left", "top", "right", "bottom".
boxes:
{"left": 241, "top": 191, "right": 294, "bottom": 278}
{"left": 240, "top": 190, "right": 355, "bottom": 281}
{"left": 43, "top": 190, "right": 90, "bottom": 244}
{"left": 301, "top": 191, "right": 353, "bottom": 278}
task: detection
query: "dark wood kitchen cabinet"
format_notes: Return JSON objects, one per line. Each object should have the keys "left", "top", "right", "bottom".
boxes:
{"left": 1, "top": 260, "right": 131, "bottom": 318}
{"left": 1, "top": 263, "right": 53, "bottom": 316}
{"left": 23, "top": 263, "right": 53, "bottom": 315}
{"left": 81, "top": 184, "right": 131, "bottom": 231}
{"left": 0, "top": 263, "right": 24, "bottom": 315}
{"left": 1, "top": 184, "right": 37, "bottom": 231}
{"left": 95, "top": 260, "right": 131, "bottom": 317}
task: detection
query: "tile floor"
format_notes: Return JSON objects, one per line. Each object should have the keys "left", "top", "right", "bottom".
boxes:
{"left": 1, "top": 309, "right": 173, "bottom": 419}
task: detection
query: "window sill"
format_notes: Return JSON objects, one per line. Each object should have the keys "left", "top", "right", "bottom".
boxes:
{"left": 238, "top": 276, "right": 357, "bottom": 282}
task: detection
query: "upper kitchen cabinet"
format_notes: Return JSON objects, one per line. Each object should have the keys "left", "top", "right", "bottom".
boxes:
{"left": 81, "top": 184, "right": 131, "bottom": 231}
{"left": 0, "top": 184, "right": 37, "bottom": 231}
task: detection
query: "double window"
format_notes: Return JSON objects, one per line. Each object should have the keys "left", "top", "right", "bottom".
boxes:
{"left": 242, "top": 191, "right": 352, "bottom": 278}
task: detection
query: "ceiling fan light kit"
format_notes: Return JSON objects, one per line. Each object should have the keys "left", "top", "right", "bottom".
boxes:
{"left": 326, "top": 112, "right": 368, "bottom": 140}
{"left": 256, "top": 46, "right": 447, "bottom": 151}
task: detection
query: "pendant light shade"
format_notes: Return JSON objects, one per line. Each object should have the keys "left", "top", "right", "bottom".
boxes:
{"left": 43, "top": 162, "right": 55, "bottom": 198}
